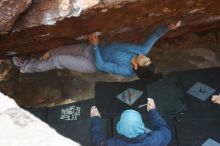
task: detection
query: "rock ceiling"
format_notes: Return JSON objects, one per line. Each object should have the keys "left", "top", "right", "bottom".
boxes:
{"left": 0, "top": 0, "right": 220, "bottom": 58}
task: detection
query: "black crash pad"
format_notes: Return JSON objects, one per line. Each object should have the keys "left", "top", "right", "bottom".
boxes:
{"left": 47, "top": 99, "right": 95, "bottom": 125}
{"left": 95, "top": 76, "right": 186, "bottom": 118}
{"left": 52, "top": 119, "right": 110, "bottom": 146}
{"left": 24, "top": 67, "right": 220, "bottom": 146}
{"left": 46, "top": 99, "right": 111, "bottom": 146}
{"left": 26, "top": 99, "right": 111, "bottom": 146}
{"left": 25, "top": 107, "right": 48, "bottom": 122}
{"left": 168, "top": 68, "right": 220, "bottom": 121}
{"left": 168, "top": 67, "right": 220, "bottom": 146}
{"left": 176, "top": 120, "right": 220, "bottom": 146}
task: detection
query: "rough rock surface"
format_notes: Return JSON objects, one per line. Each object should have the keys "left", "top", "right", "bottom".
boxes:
{"left": 0, "top": 0, "right": 32, "bottom": 34}
{"left": 14, "top": 0, "right": 100, "bottom": 30}
{"left": 0, "top": 64, "right": 133, "bottom": 106}
{"left": 0, "top": 0, "right": 220, "bottom": 58}
{"left": 0, "top": 92, "right": 80, "bottom": 146}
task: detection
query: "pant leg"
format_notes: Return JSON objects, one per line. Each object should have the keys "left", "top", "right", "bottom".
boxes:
{"left": 82, "top": 45, "right": 95, "bottom": 59}
{"left": 53, "top": 54, "right": 96, "bottom": 73}
{"left": 20, "top": 57, "right": 57, "bottom": 73}
{"left": 21, "top": 54, "right": 96, "bottom": 73}
{"left": 50, "top": 43, "right": 87, "bottom": 56}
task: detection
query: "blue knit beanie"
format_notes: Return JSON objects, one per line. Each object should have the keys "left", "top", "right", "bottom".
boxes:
{"left": 116, "top": 110, "right": 146, "bottom": 138}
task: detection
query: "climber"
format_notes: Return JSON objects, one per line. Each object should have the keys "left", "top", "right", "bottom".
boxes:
{"left": 88, "top": 21, "right": 181, "bottom": 78}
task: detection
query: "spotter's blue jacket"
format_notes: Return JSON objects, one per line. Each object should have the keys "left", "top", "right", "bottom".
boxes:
{"left": 91, "top": 109, "right": 171, "bottom": 146}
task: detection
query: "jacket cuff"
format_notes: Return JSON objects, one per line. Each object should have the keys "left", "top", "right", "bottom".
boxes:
{"left": 155, "top": 25, "right": 169, "bottom": 38}
{"left": 149, "top": 109, "right": 158, "bottom": 115}
{"left": 91, "top": 116, "right": 102, "bottom": 123}
{"left": 93, "top": 44, "right": 98, "bottom": 50}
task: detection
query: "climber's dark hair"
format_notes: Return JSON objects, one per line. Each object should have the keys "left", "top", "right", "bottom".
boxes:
{"left": 134, "top": 63, "right": 155, "bottom": 79}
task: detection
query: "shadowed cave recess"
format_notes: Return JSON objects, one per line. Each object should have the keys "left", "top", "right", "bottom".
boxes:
{"left": 0, "top": 0, "right": 220, "bottom": 106}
